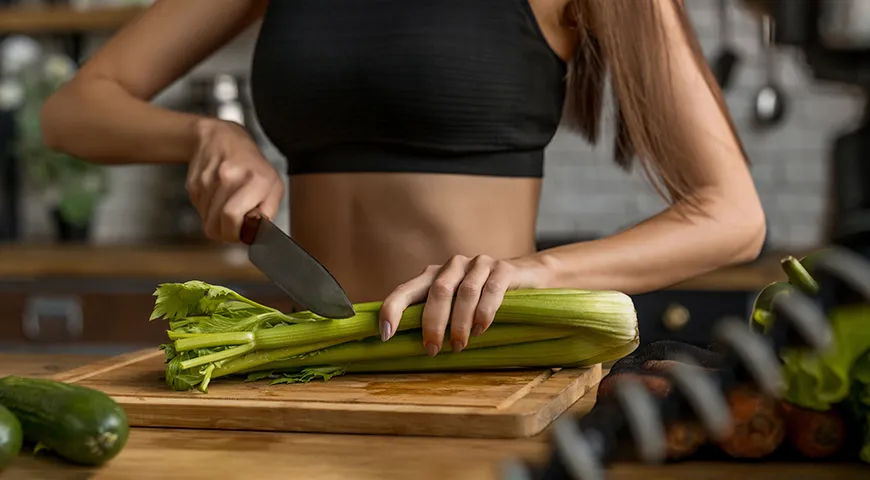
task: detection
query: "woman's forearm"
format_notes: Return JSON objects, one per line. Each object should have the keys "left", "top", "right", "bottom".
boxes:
{"left": 536, "top": 197, "right": 767, "bottom": 295}
{"left": 41, "top": 77, "right": 207, "bottom": 165}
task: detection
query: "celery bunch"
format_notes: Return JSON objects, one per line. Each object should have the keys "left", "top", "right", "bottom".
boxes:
{"left": 152, "top": 281, "right": 639, "bottom": 392}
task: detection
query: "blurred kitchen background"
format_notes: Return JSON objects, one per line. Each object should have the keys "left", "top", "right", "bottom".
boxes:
{"left": 0, "top": 0, "right": 863, "bottom": 353}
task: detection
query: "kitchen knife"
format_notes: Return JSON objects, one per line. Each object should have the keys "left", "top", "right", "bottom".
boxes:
{"left": 240, "top": 209, "right": 355, "bottom": 319}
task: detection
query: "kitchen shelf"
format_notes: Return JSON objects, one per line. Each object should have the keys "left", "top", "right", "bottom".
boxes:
{"left": 0, "top": 5, "right": 145, "bottom": 34}
{"left": 0, "top": 243, "right": 793, "bottom": 291}
{"left": 0, "top": 243, "right": 266, "bottom": 281}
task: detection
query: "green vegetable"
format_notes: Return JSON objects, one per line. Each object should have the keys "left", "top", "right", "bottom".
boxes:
{"left": 781, "top": 256, "right": 820, "bottom": 295}
{"left": 780, "top": 305, "right": 870, "bottom": 411}
{"left": 750, "top": 281, "right": 794, "bottom": 333}
{"left": 750, "top": 252, "right": 828, "bottom": 334}
{"left": 768, "top": 249, "right": 870, "bottom": 463}
{"left": 151, "top": 281, "right": 640, "bottom": 392}
{"left": 0, "top": 405, "right": 22, "bottom": 471}
{"left": 0, "top": 376, "right": 129, "bottom": 466}
{"left": 780, "top": 306, "right": 870, "bottom": 462}
{"left": 852, "top": 363, "right": 870, "bottom": 463}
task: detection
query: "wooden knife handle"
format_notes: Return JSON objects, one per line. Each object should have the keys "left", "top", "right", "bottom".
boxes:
{"left": 240, "top": 210, "right": 263, "bottom": 245}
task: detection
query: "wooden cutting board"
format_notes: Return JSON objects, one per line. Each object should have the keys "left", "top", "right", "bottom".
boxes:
{"left": 51, "top": 349, "right": 602, "bottom": 438}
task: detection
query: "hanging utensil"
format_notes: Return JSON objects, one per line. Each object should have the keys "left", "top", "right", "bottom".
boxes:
{"left": 752, "top": 15, "right": 788, "bottom": 128}
{"left": 711, "top": 0, "right": 741, "bottom": 90}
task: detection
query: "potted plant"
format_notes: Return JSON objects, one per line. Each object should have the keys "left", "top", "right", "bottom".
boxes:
{"left": 14, "top": 53, "right": 107, "bottom": 242}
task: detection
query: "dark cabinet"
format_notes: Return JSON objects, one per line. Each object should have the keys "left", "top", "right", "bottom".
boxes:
{"left": 535, "top": 236, "right": 768, "bottom": 347}
{"left": 0, "top": 279, "right": 297, "bottom": 350}
{"left": 631, "top": 290, "right": 756, "bottom": 347}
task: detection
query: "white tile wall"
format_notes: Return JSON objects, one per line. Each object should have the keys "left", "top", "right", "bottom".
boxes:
{"left": 20, "top": 1, "right": 867, "bottom": 249}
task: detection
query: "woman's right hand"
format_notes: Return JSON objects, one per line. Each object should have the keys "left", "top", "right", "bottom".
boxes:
{"left": 186, "top": 119, "right": 285, "bottom": 242}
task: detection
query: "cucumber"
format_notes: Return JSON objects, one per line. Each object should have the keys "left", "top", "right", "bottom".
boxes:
{"left": 0, "top": 404, "right": 22, "bottom": 470}
{"left": 0, "top": 376, "right": 129, "bottom": 466}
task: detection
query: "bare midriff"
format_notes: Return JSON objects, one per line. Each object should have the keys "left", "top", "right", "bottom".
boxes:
{"left": 289, "top": 173, "right": 542, "bottom": 302}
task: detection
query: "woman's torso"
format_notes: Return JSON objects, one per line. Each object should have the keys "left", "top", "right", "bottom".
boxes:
{"left": 250, "top": 0, "right": 574, "bottom": 302}
{"left": 289, "top": 174, "right": 541, "bottom": 302}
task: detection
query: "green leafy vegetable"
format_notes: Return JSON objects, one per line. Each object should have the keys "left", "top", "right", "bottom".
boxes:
{"left": 781, "top": 256, "right": 820, "bottom": 296}
{"left": 764, "top": 249, "right": 870, "bottom": 463}
{"left": 269, "top": 367, "right": 348, "bottom": 385}
{"left": 151, "top": 281, "right": 639, "bottom": 393}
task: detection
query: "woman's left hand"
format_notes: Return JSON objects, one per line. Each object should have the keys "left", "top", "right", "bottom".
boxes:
{"left": 378, "top": 254, "right": 553, "bottom": 357}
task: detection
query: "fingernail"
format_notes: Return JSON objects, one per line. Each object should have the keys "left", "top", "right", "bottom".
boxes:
{"left": 471, "top": 324, "right": 483, "bottom": 337}
{"left": 425, "top": 342, "right": 439, "bottom": 357}
{"left": 380, "top": 321, "right": 392, "bottom": 342}
{"left": 451, "top": 340, "right": 464, "bottom": 353}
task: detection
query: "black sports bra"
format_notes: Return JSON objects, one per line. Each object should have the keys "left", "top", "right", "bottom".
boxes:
{"left": 250, "top": 0, "right": 567, "bottom": 178}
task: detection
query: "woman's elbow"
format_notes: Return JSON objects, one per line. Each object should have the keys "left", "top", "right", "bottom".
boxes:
{"left": 40, "top": 77, "right": 89, "bottom": 153}
{"left": 40, "top": 89, "right": 69, "bottom": 152}
{"left": 730, "top": 202, "right": 767, "bottom": 264}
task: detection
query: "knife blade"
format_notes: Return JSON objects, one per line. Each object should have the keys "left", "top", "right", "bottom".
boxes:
{"left": 240, "top": 209, "right": 355, "bottom": 319}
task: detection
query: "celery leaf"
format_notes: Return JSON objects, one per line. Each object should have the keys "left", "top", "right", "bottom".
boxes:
{"left": 159, "top": 343, "right": 177, "bottom": 363}
{"left": 151, "top": 282, "right": 210, "bottom": 321}
{"left": 270, "top": 366, "right": 347, "bottom": 385}
{"left": 164, "top": 354, "right": 205, "bottom": 391}
{"left": 244, "top": 371, "right": 274, "bottom": 382}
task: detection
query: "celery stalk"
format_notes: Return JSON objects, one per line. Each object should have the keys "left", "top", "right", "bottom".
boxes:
{"left": 150, "top": 281, "right": 640, "bottom": 391}
{"left": 218, "top": 324, "right": 577, "bottom": 379}
{"left": 301, "top": 334, "right": 628, "bottom": 375}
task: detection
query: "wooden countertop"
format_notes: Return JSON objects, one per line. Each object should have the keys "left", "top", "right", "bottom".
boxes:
{"left": 0, "top": 244, "right": 795, "bottom": 291}
{"left": 0, "top": 244, "right": 267, "bottom": 282}
{"left": 2, "top": 354, "right": 867, "bottom": 479}
{"left": 0, "top": 5, "right": 145, "bottom": 34}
